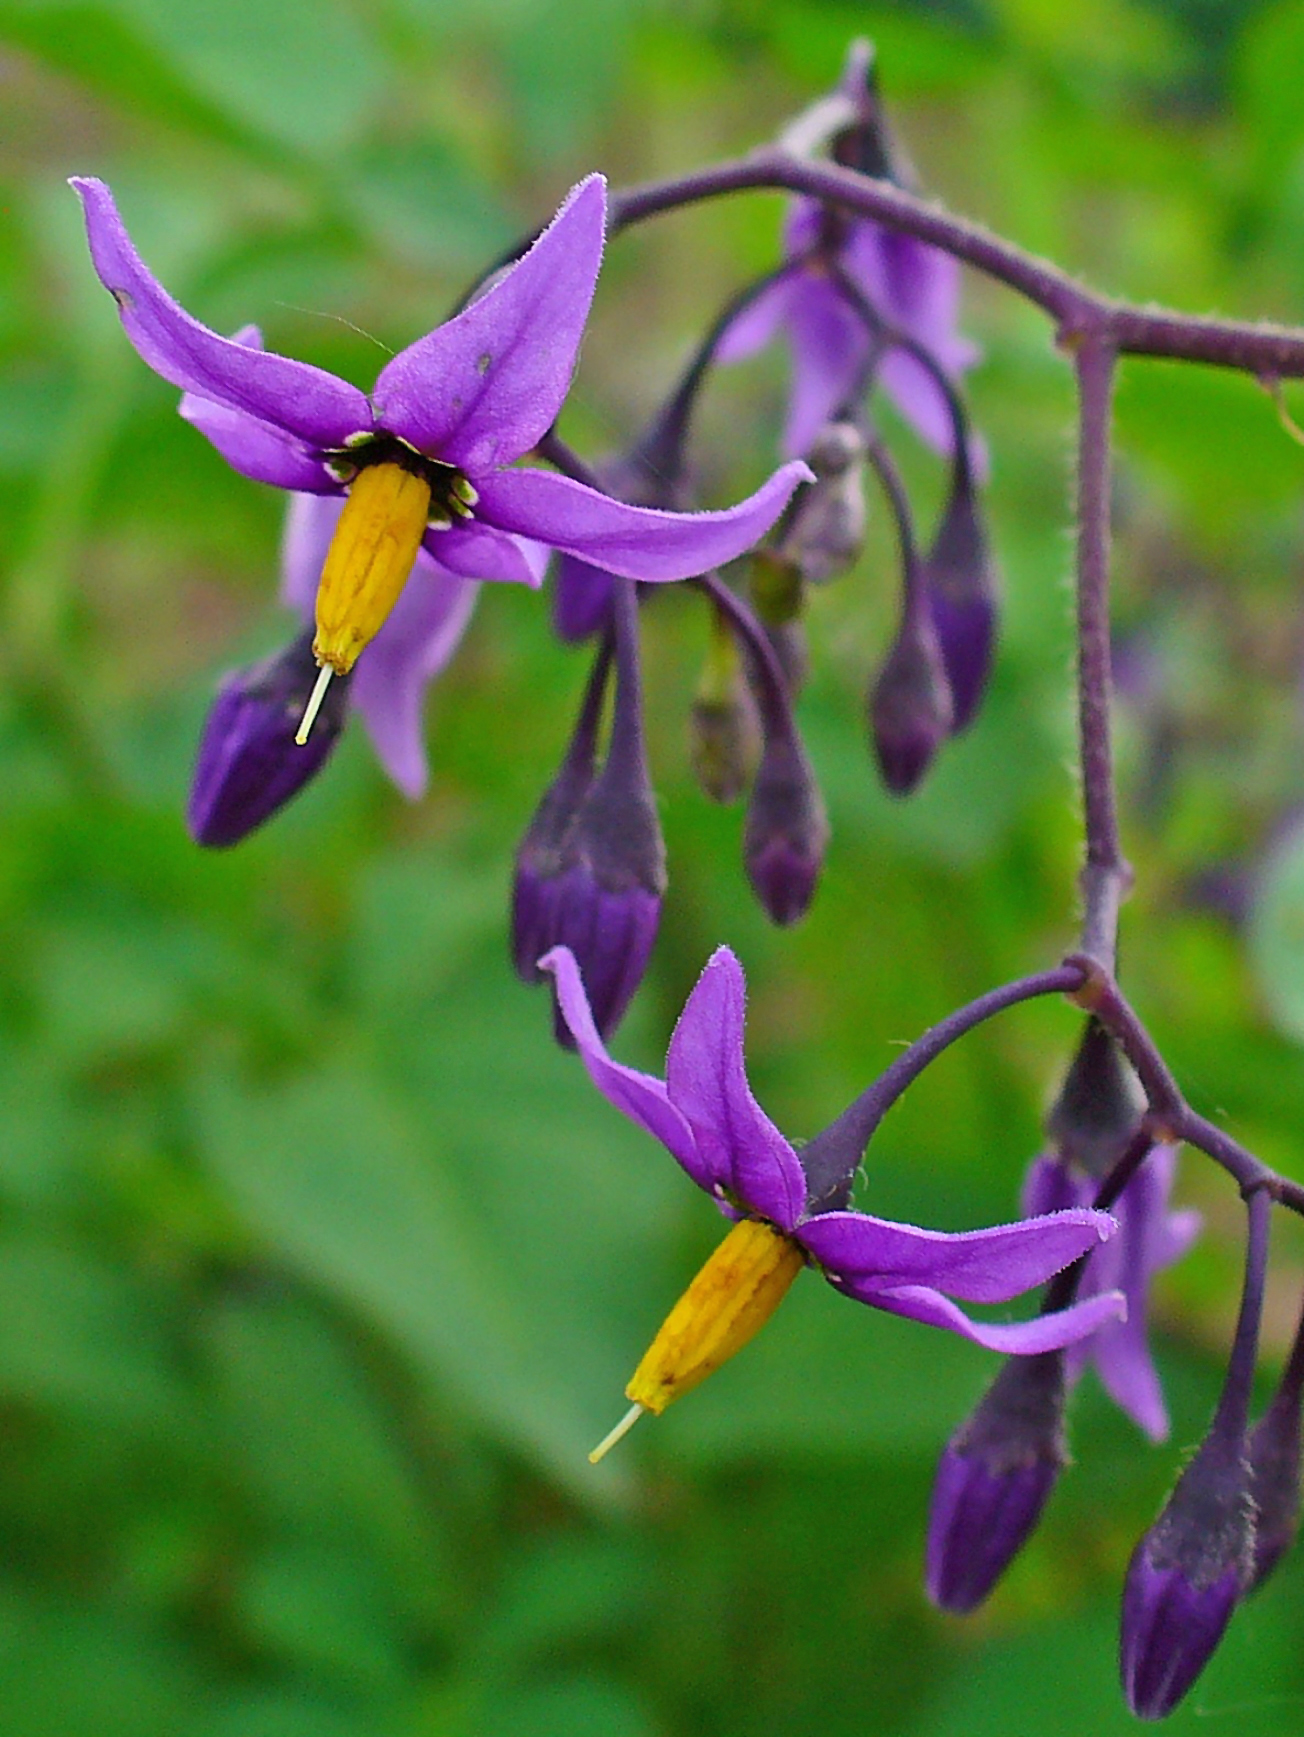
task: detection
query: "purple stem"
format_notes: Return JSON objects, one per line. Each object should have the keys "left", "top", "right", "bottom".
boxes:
{"left": 609, "top": 151, "right": 1304, "bottom": 376}
{"left": 1213, "top": 1186, "right": 1272, "bottom": 1439}
{"left": 1073, "top": 338, "right": 1130, "bottom": 968}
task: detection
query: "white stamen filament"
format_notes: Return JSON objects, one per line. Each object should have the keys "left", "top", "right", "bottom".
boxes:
{"left": 295, "top": 664, "right": 334, "bottom": 746}
{"left": 588, "top": 1402, "right": 644, "bottom": 1465}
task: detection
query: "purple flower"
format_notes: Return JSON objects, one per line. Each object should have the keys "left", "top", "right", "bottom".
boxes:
{"left": 541, "top": 943, "right": 1123, "bottom": 1456}
{"left": 715, "top": 51, "right": 977, "bottom": 460}
{"left": 72, "top": 175, "right": 808, "bottom": 733}
{"left": 1024, "top": 1144, "right": 1200, "bottom": 1442}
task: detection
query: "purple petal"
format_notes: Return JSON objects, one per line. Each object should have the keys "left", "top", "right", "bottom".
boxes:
{"left": 783, "top": 280, "right": 870, "bottom": 459}
{"left": 664, "top": 947, "right": 806, "bottom": 1232}
{"left": 72, "top": 177, "right": 369, "bottom": 450}
{"left": 797, "top": 1207, "right": 1115, "bottom": 1303}
{"left": 281, "top": 492, "right": 340, "bottom": 619}
{"left": 538, "top": 945, "right": 710, "bottom": 1190}
{"left": 863, "top": 1284, "right": 1126, "bottom": 1354}
{"left": 475, "top": 461, "right": 811, "bottom": 581}
{"left": 1020, "top": 1153, "right": 1088, "bottom": 1219}
{"left": 373, "top": 176, "right": 606, "bottom": 471}
{"left": 351, "top": 561, "right": 478, "bottom": 799}
{"left": 181, "top": 393, "right": 336, "bottom": 493}
{"left": 712, "top": 274, "right": 795, "bottom": 364}
{"left": 425, "top": 521, "right": 544, "bottom": 586}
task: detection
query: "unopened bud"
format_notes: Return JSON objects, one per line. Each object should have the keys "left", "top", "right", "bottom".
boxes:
{"left": 773, "top": 420, "right": 867, "bottom": 585}
{"left": 748, "top": 549, "right": 805, "bottom": 628}
{"left": 691, "top": 605, "right": 759, "bottom": 803}
{"left": 1246, "top": 1356, "right": 1304, "bottom": 1591}
{"left": 552, "top": 554, "right": 615, "bottom": 644}
{"left": 187, "top": 630, "right": 350, "bottom": 848}
{"left": 744, "top": 731, "right": 828, "bottom": 925}
{"left": 869, "top": 601, "right": 954, "bottom": 795}
{"left": 927, "top": 1352, "right": 1066, "bottom": 1613}
{"left": 1046, "top": 1017, "right": 1146, "bottom": 1180}
{"left": 1120, "top": 1434, "right": 1254, "bottom": 1719}
{"left": 924, "top": 467, "right": 997, "bottom": 733}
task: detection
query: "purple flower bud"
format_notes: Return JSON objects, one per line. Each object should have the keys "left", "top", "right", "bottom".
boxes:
{"left": 552, "top": 555, "right": 616, "bottom": 643}
{"left": 773, "top": 420, "right": 867, "bottom": 586}
{"left": 744, "top": 730, "right": 828, "bottom": 925}
{"left": 923, "top": 465, "right": 997, "bottom": 733}
{"left": 869, "top": 598, "right": 954, "bottom": 796}
{"left": 1120, "top": 1436, "right": 1254, "bottom": 1719}
{"left": 511, "top": 749, "right": 596, "bottom": 984}
{"left": 187, "top": 630, "right": 349, "bottom": 848}
{"left": 1046, "top": 1017, "right": 1146, "bottom": 1180}
{"left": 1246, "top": 1363, "right": 1303, "bottom": 1590}
{"left": 542, "top": 865, "right": 662, "bottom": 1047}
{"left": 927, "top": 1352, "right": 1066, "bottom": 1613}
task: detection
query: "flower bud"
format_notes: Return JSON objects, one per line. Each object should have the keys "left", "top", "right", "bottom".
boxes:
{"left": 511, "top": 751, "right": 596, "bottom": 985}
{"left": 773, "top": 419, "right": 867, "bottom": 585}
{"left": 927, "top": 1352, "right": 1067, "bottom": 1613}
{"left": 552, "top": 555, "right": 615, "bottom": 644}
{"left": 744, "top": 730, "right": 828, "bottom": 925}
{"left": 1120, "top": 1435, "right": 1254, "bottom": 1719}
{"left": 1046, "top": 1017, "right": 1146, "bottom": 1180}
{"left": 691, "top": 604, "right": 759, "bottom": 804}
{"left": 1246, "top": 1357, "right": 1304, "bottom": 1591}
{"left": 923, "top": 465, "right": 997, "bottom": 733}
{"left": 748, "top": 548, "right": 805, "bottom": 629}
{"left": 869, "top": 599, "right": 954, "bottom": 795}
{"left": 541, "top": 861, "right": 662, "bottom": 1046}
{"left": 187, "top": 630, "right": 350, "bottom": 848}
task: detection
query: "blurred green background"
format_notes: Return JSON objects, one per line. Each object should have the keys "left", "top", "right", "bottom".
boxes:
{"left": 5, "top": 0, "right": 1304, "bottom": 1731}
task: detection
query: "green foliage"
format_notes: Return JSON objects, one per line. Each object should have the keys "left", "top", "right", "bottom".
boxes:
{"left": 1, "top": 1, "right": 1304, "bottom": 1732}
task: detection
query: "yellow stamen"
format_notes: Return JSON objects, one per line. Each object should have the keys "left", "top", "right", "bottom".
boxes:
{"left": 312, "top": 461, "right": 433, "bottom": 678}
{"left": 591, "top": 1219, "right": 803, "bottom": 1463}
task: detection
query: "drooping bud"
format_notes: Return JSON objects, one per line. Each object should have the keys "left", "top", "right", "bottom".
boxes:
{"left": 744, "top": 728, "right": 828, "bottom": 925}
{"left": 772, "top": 420, "right": 867, "bottom": 585}
{"left": 1245, "top": 1299, "right": 1304, "bottom": 1591}
{"left": 1046, "top": 1017, "right": 1146, "bottom": 1180}
{"left": 1120, "top": 1188, "right": 1269, "bottom": 1720}
{"left": 188, "top": 630, "right": 350, "bottom": 848}
{"left": 511, "top": 639, "right": 609, "bottom": 984}
{"left": 923, "top": 459, "right": 997, "bottom": 734}
{"left": 552, "top": 555, "right": 616, "bottom": 644}
{"left": 690, "top": 604, "right": 759, "bottom": 804}
{"left": 1120, "top": 1434, "right": 1253, "bottom": 1719}
{"left": 927, "top": 1351, "right": 1067, "bottom": 1613}
{"left": 869, "top": 588, "right": 954, "bottom": 795}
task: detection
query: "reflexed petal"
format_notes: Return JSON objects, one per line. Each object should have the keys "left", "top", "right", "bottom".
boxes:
{"left": 475, "top": 461, "right": 812, "bottom": 581}
{"left": 712, "top": 273, "right": 795, "bottom": 364}
{"left": 783, "top": 280, "right": 870, "bottom": 458}
{"left": 181, "top": 395, "right": 334, "bottom": 493}
{"left": 351, "top": 561, "right": 478, "bottom": 798}
{"left": 797, "top": 1207, "right": 1115, "bottom": 1302}
{"left": 72, "top": 177, "right": 369, "bottom": 449}
{"left": 863, "top": 1284, "right": 1126, "bottom": 1353}
{"left": 539, "top": 945, "right": 710, "bottom": 1189}
{"left": 426, "top": 521, "right": 544, "bottom": 586}
{"left": 373, "top": 176, "right": 607, "bottom": 471}
{"left": 665, "top": 947, "right": 806, "bottom": 1232}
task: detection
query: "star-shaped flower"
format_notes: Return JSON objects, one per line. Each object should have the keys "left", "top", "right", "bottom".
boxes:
{"left": 542, "top": 943, "right": 1123, "bottom": 1458}
{"left": 1023, "top": 1143, "right": 1200, "bottom": 1441}
{"left": 73, "top": 174, "right": 808, "bottom": 737}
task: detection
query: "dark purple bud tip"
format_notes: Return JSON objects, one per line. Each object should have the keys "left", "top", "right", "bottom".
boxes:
{"left": 870, "top": 606, "right": 954, "bottom": 796}
{"left": 926, "top": 1353, "right": 1066, "bottom": 1614}
{"left": 187, "top": 630, "right": 349, "bottom": 848}
{"left": 1046, "top": 1016, "right": 1146, "bottom": 1180}
{"left": 924, "top": 470, "right": 997, "bottom": 733}
{"left": 1120, "top": 1439, "right": 1254, "bottom": 1719}
{"left": 1246, "top": 1389, "right": 1302, "bottom": 1591}
{"left": 544, "top": 868, "right": 661, "bottom": 1045}
{"left": 744, "top": 734, "right": 828, "bottom": 926}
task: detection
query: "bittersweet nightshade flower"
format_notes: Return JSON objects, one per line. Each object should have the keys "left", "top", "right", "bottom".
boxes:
{"left": 73, "top": 175, "right": 807, "bottom": 740}
{"left": 541, "top": 943, "right": 1123, "bottom": 1461}
{"left": 1024, "top": 1144, "right": 1199, "bottom": 1443}
{"left": 716, "top": 45, "right": 978, "bottom": 459}
{"left": 188, "top": 629, "right": 350, "bottom": 847}
{"left": 927, "top": 1350, "right": 1067, "bottom": 1612}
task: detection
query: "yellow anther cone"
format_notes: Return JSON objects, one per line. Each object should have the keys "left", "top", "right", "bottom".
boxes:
{"left": 313, "top": 461, "right": 433, "bottom": 676}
